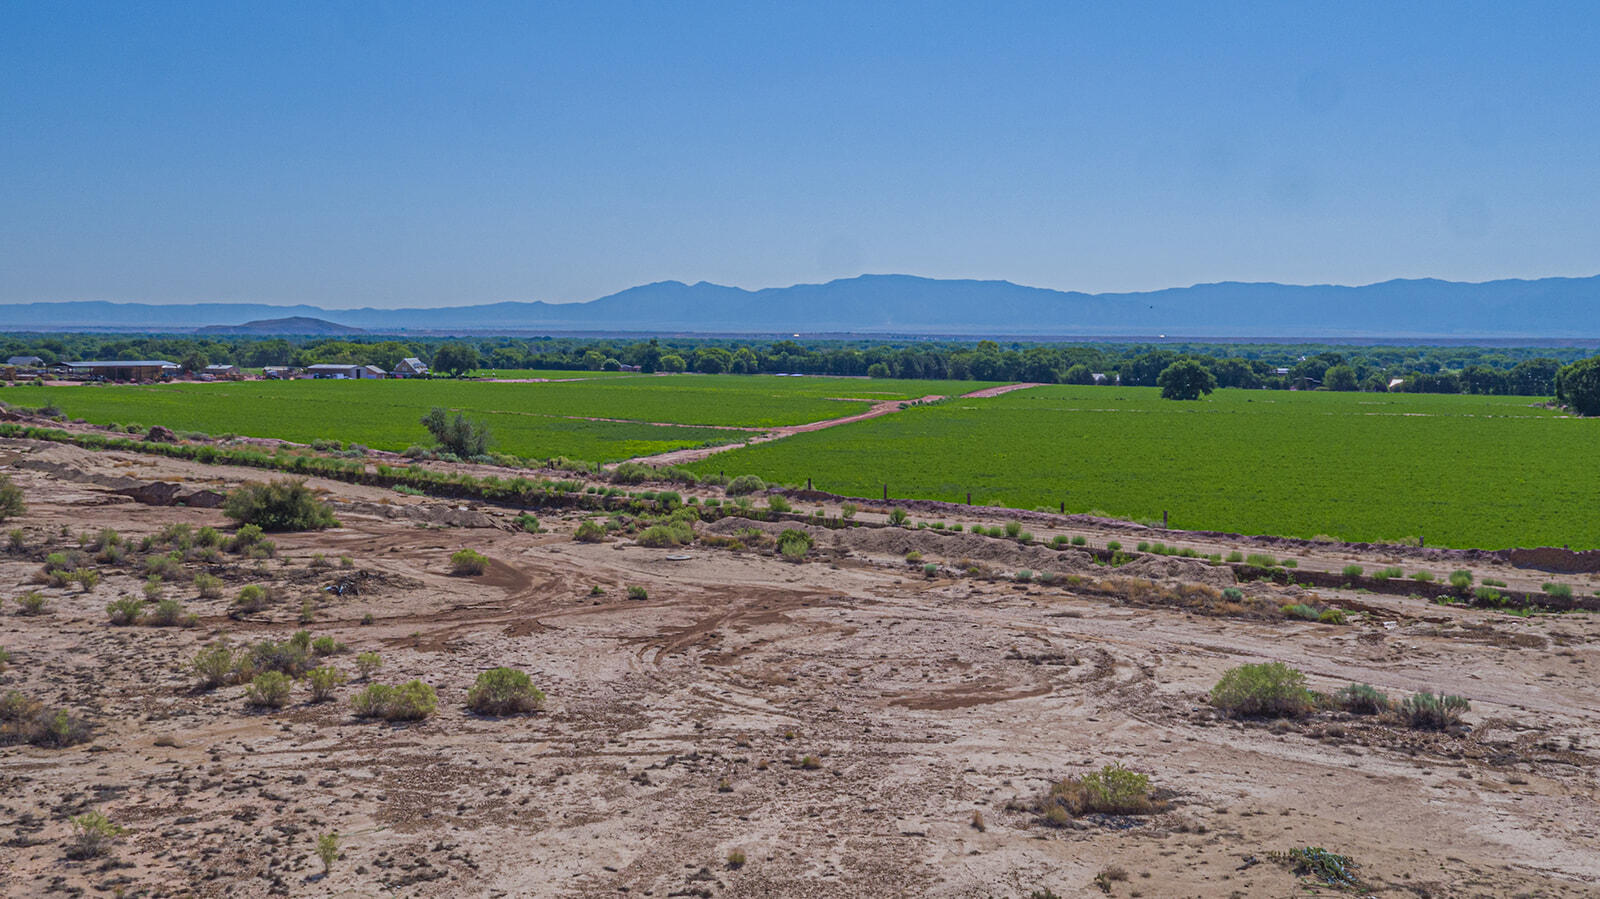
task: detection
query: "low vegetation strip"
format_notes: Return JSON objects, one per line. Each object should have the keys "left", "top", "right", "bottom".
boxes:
{"left": 688, "top": 385, "right": 1600, "bottom": 549}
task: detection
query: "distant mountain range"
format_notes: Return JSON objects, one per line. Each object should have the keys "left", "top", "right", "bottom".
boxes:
{"left": 195, "top": 316, "right": 367, "bottom": 336}
{"left": 3, "top": 273, "right": 1597, "bottom": 338}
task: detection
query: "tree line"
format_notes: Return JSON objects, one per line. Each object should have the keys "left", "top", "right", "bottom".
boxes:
{"left": 2, "top": 332, "right": 1592, "bottom": 398}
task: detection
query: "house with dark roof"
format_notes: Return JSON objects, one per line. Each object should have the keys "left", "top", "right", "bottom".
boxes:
{"left": 393, "top": 357, "right": 429, "bottom": 378}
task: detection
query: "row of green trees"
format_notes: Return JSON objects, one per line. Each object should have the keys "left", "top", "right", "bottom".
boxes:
{"left": 2, "top": 332, "right": 1591, "bottom": 398}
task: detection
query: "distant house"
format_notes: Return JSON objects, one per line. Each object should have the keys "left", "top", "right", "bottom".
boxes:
{"left": 1090, "top": 372, "right": 1112, "bottom": 384}
{"left": 202, "top": 363, "right": 241, "bottom": 380}
{"left": 363, "top": 365, "right": 388, "bottom": 379}
{"left": 1388, "top": 377, "right": 1406, "bottom": 391}
{"left": 392, "top": 357, "right": 429, "bottom": 378}
{"left": 6, "top": 355, "right": 44, "bottom": 368}
{"left": 304, "top": 363, "right": 375, "bottom": 380}
{"left": 63, "top": 360, "right": 180, "bottom": 382}
{"left": 1274, "top": 367, "right": 1291, "bottom": 376}
{"left": 618, "top": 363, "right": 642, "bottom": 373}
{"left": 262, "top": 366, "right": 296, "bottom": 380}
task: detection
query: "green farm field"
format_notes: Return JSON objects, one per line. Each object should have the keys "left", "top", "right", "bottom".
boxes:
{"left": 1, "top": 375, "right": 995, "bottom": 463}
{"left": 690, "top": 385, "right": 1600, "bottom": 550}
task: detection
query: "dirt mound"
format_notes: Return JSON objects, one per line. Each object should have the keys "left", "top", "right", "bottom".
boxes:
{"left": 1116, "top": 554, "right": 1237, "bottom": 587}
{"left": 331, "top": 500, "right": 499, "bottom": 528}
{"left": 11, "top": 457, "right": 227, "bottom": 507}
{"left": 1504, "top": 546, "right": 1600, "bottom": 574}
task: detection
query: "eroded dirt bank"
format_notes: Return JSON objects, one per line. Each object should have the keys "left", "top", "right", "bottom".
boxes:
{"left": 1, "top": 439, "right": 1598, "bottom": 897}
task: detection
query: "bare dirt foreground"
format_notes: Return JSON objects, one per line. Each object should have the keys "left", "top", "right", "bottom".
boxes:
{"left": 2, "top": 440, "right": 1599, "bottom": 898}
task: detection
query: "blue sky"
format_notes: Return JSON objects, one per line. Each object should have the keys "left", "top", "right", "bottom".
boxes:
{"left": 2, "top": 1, "right": 1596, "bottom": 307}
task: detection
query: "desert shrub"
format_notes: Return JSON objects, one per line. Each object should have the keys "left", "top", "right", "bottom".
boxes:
{"left": 726, "top": 848, "right": 746, "bottom": 869}
{"left": 1245, "top": 552, "right": 1278, "bottom": 568}
{"left": 1397, "top": 692, "right": 1469, "bottom": 730}
{"left": 420, "top": 406, "right": 491, "bottom": 457}
{"left": 143, "top": 552, "right": 183, "bottom": 579}
{"left": 1015, "top": 570, "right": 1033, "bottom": 583}
{"left": 839, "top": 502, "right": 858, "bottom": 519}
{"left": 923, "top": 563, "right": 938, "bottom": 577}
{"left": 232, "top": 584, "right": 270, "bottom": 615}
{"left": 246, "top": 671, "right": 293, "bottom": 708}
{"left": 192, "top": 643, "right": 235, "bottom": 689}
{"left": 65, "top": 567, "right": 99, "bottom": 593}
{"left": 355, "top": 652, "right": 383, "bottom": 679}
{"left": 1448, "top": 570, "right": 1473, "bottom": 590}
{"left": 573, "top": 519, "right": 608, "bottom": 542}
{"left": 766, "top": 494, "right": 792, "bottom": 514}
{"left": 0, "top": 647, "right": 8, "bottom": 673}
{"left": 105, "top": 597, "right": 144, "bottom": 626}
{"left": 306, "top": 666, "right": 347, "bottom": 702}
{"left": 888, "top": 507, "right": 909, "bottom": 526}
{"left": 1135, "top": 541, "right": 1150, "bottom": 552}
{"left": 1333, "top": 683, "right": 1388, "bottom": 715}
{"left": 1275, "top": 846, "right": 1363, "bottom": 890}
{"left": 351, "top": 680, "right": 436, "bottom": 720}
{"left": 637, "top": 520, "right": 694, "bottom": 547}
{"left": 317, "top": 832, "right": 340, "bottom": 875}
{"left": 1004, "top": 520, "right": 1023, "bottom": 538}
{"left": 1474, "top": 586, "right": 1504, "bottom": 604}
{"left": 147, "top": 598, "right": 196, "bottom": 627}
{"left": 1411, "top": 570, "right": 1434, "bottom": 582}
{"left": 0, "top": 474, "right": 24, "bottom": 522}
{"left": 1221, "top": 587, "right": 1244, "bottom": 602}
{"left": 777, "top": 529, "right": 813, "bottom": 561}
{"left": 1318, "top": 608, "right": 1346, "bottom": 624}
{"left": 227, "top": 523, "right": 265, "bottom": 553}
{"left": 725, "top": 474, "right": 766, "bottom": 496}
{"left": 1039, "top": 763, "right": 1159, "bottom": 821}
{"left": 904, "top": 550, "right": 923, "bottom": 563}
{"left": 514, "top": 512, "right": 540, "bottom": 533}
{"left": 1071, "top": 535, "right": 1087, "bottom": 546}
{"left": 194, "top": 572, "right": 223, "bottom": 599}
{"left": 196, "top": 525, "right": 221, "bottom": 548}
{"left": 1543, "top": 582, "right": 1574, "bottom": 598}
{"left": 311, "top": 635, "right": 346, "bottom": 656}
{"left": 1224, "top": 550, "right": 1242, "bottom": 562}
{"left": 14, "top": 590, "right": 48, "bottom": 615}
{"left": 465, "top": 667, "right": 546, "bottom": 715}
{"left": 248, "top": 635, "right": 312, "bottom": 677}
{"left": 1372, "top": 566, "right": 1403, "bottom": 581}
{"left": 222, "top": 478, "right": 339, "bottom": 531}
{"left": 627, "top": 585, "right": 649, "bottom": 600}
{"left": 1341, "top": 564, "right": 1364, "bottom": 578}
{"left": 64, "top": 810, "right": 124, "bottom": 860}
{"left": 1281, "top": 603, "right": 1320, "bottom": 621}
{"left": 1016, "top": 531, "right": 1033, "bottom": 544}
{"left": 449, "top": 548, "right": 489, "bottom": 576}
{"left": 608, "top": 461, "right": 655, "bottom": 485}
{"left": 1210, "top": 662, "right": 1313, "bottom": 718}
{"left": 7, "top": 528, "right": 26, "bottom": 551}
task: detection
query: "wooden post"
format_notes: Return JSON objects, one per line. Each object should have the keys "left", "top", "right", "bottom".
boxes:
{"left": 1059, "top": 501, "right": 1064, "bottom": 514}
{"left": 883, "top": 484, "right": 888, "bottom": 501}
{"left": 1163, "top": 510, "right": 1168, "bottom": 529}
{"left": 966, "top": 491, "right": 971, "bottom": 505}
{"left": 806, "top": 477, "right": 812, "bottom": 490}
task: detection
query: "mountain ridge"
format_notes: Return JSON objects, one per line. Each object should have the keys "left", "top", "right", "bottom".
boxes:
{"left": 3, "top": 273, "right": 1597, "bottom": 338}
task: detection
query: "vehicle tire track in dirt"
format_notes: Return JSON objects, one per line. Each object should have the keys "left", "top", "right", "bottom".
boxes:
{"left": 625, "top": 382, "right": 1045, "bottom": 466}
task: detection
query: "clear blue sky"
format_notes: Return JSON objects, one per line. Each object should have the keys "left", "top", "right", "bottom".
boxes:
{"left": 3, "top": 1, "right": 1596, "bottom": 307}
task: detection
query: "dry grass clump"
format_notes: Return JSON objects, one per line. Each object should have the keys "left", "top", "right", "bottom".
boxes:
{"left": 1, "top": 691, "right": 93, "bottom": 747}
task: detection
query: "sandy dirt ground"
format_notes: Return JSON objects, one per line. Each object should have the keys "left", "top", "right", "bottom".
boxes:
{"left": 1, "top": 439, "right": 1598, "bottom": 898}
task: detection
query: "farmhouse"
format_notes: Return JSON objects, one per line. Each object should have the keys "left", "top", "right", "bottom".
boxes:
{"left": 363, "top": 365, "right": 388, "bottom": 379}
{"left": 393, "top": 357, "right": 429, "bottom": 378}
{"left": 62, "top": 360, "right": 180, "bottom": 382}
{"left": 6, "top": 355, "right": 44, "bottom": 368}
{"left": 304, "top": 363, "right": 375, "bottom": 380}
{"left": 201, "top": 363, "right": 241, "bottom": 379}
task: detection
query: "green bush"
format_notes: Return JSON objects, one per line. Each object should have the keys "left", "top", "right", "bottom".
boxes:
{"left": 1543, "top": 582, "right": 1573, "bottom": 598}
{"left": 923, "top": 563, "right": 938, "bottom": 577}
{"left": 64, "top": 810, "right": 124, "bottom": 860}
{"left": 351, "top": 680, "right": 436, "bottom": 721}
{"left": 355, "top": 651, "right": 383, "bottom": 679}
{"left": 767, "top": 494, "right": 792, "bottom": 513}
{"left": 725, "top": 474, "right": 766, "bottom": 496}
{"left": 1448, "top": 570, "right": 1473, "bottom": 590}
{"left": 0, "top": 474, "right": 24, "bottom": 522}
{"left": 105, "top": 597, "right": 144, "bottom": 626}
{"left": 777, "top": 528, "right": 813, "bottom": 561}
{"left": 192, "top": 643, "right": 235, "bottom": 689}
{"left": 888, "top": 507, "right": 909, "bottom": 526}
{"left": 1372, "top": 566, "right": 1403, "bottom": 581}
{"left": 222, "top": 478, "right": 339, "bottom": 531}
{"left": 514, "top": 512, "right": 540, "bottom": 533}
{"left": 420, "top": 406, "right": 491, "bottom": 457}
{"left": 248, "top": 634, "right": 312, "bottom": 677}
{"left": 246, "top": 671, "right": 293, "bottom": 708}
{"left": 1070, "top": 535, "right": 1087, "bottom": 546}
{"left": 465, "top": 667, "right": 546, "bottom": 715}
{"left": 194, "top": 573, "right": 224, "bottom": 599}
{"left": 1333, "top": 683, "right": 1388, "bottom": 715}
{"left": 1318, "top": 608, "right": 1346, "bottom": 624}
{"left": 839, "top": 502, "right": 857, "bottom": 519}
{"left": 232, "top": 584, "right": 270, "bottom": 615}
{"left": 1039, "top": 763, "right": 1159, "bottom": 820}
{"left": 1004, "top": 520, "right": 1023, "bottom": 538}
{"left": 1341, "top": 564, "right": 1364, "bottom": 578}
{"left": 637, "top": 520, "right": 694, "bottom": 547}
{"left": 306, "top": 666, "right": 346, "bottom": 703}
{"left": 311, "top": 635, "right": 345, "bottom": 656}
{"left": 1210, "top": 662, "right": 1313, "bottom": 718}
{"left": 1411, "top": 570, "right": 1434, "bottom": 582}
{"left": 573, "top": 519, "right": 608, "bottom": 542}
{"left": 1281, "top": 603, "right": 1320, "bottom": 621}
{"left": 147, "top": 598, "right": 196, "bottom": 628}
{"left": 627, "top": 585, "right": 648, "bottom": 600}
{"left": 1245, "top": 553, "right": 1278, "bottom": 568}
{"left": 1397, "top": 692, "right": 1469, "bottom": 730}
{"left": 1015, "top": 570, "right": 1033, "bottom": 583}
{"left": 449, "top": 548, "right": 489, "bottom": 575}
{"left": 14, "top": 590, "right": 48, "bottom": 615}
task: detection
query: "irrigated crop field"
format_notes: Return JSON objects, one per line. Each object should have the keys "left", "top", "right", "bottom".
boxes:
{"left": 3, "top": 375, "right": 989, "bottom": 463}
{"left": 690, "top": 385, "right": 1600, "bottom": 550}
{"left": 6, "top": 377, "right": 1596, "bottom": 548}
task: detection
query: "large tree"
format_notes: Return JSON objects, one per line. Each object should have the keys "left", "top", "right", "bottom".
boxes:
{"left": 1556, "top": 355, "right": 1600, "bottom": 416}
{"left": 431, "top": 343, "right": 479, "bottom": 378}
{"left": 1157, "top": 359, "right": 1218, "bottom": 401}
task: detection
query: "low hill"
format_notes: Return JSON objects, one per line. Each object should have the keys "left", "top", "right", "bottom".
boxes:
{"left": 195, "top": 316, "right": 367, "bottom": 336}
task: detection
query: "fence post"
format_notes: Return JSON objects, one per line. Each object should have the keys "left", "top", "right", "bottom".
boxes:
{"left": 1163, "top": 510, "right": 1168, "bottom": 529}
{"left": 1060, "top": 501, "right": 1064, "bottom": 514}
{"left": 966, "top": 491, "right": 971, "bottom": 505}
{"left": 883, "top": 484, "right": 888, "bottom": 501}
{"left": 806, "top": 477, "right": 812, "bottom": 490}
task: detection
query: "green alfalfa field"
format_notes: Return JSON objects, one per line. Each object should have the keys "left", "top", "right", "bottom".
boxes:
{"left": 0, "top": 374, "right": 991, "bottom": 464}
{"left": 689, "top": 385, "right": 1599, "bottom": 550}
